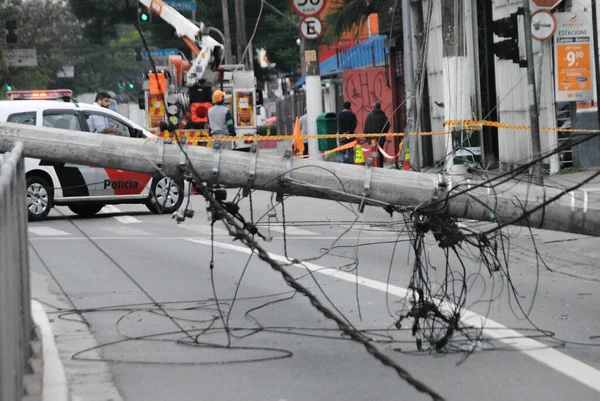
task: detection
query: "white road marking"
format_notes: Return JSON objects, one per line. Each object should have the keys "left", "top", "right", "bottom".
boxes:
{"left": 100, "top": 205, "right": 141, "bottom": 224}
{"left": 339, "top": 224, "right": 397, "bottom": 233}
{"left": 178, "top": 223, "right": 230, "bottom": 236}
{"left": 28, "top": 227, "right": 72, "bottom": 236}
{"left": 262, "top": 225, "right": 320, "bottom": 236}
{"left": 28, "top": 236, "right": 400, "bottom": 241}
{"left": 100, "top": 226, "right": 152, "bottom": 236}
{"left": 186, "top": 238, "right": 600, "bottom": 394}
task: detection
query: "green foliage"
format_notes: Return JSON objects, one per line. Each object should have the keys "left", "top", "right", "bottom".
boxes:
{"left": 325, "top": 152, "right": 338, "bottom": 162}
{"left": 1, "top": 0, "right": 85, "bottom": 90}
{"left": 256, "top": 125, "right": 269, "bottom": 136}
{"left": 68, "top": 0, "right": 137, "bottom": 44}
{"left": 69, "top": 0, "right": 301, "bottom": 83}
{"left": 267, "top": 124, "right": 277, "bottom": 135}
{"left": 71, "top": 30, "right": 153, "bottom": 95}
{"left": 324, "top": 0, "right": 381, "bottom": 42}
{"left": 556, "top": 164, "right": 585, "bottom": 175}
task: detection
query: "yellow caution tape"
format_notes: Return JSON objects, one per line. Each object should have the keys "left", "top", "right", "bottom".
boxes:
{"left": 444, "top": 119, "right": 600, "bottom": 134}
{"left": 142, "top": 119, "right": 600, "bottom": 146}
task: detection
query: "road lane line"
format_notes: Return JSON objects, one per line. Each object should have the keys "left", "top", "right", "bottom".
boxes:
{"left": 186, "top": 238, "right": 600, "bottom": 394}
{"left": 28, "top": 236, "right": 401, "bottom": 241}
{"left": 99, "top": 226, "right": 152, "bottom": 236}
{"left": 28, "top": 227, "right": 72, "bottom": 236}
{"left": 178, "top": 224, "right": 230, "bottom": 236}
{"left": 101, "top": 205, "right": 142, "bottom": 224}
{"left": 262, "top": 226, "right": 321, "bottom": 236}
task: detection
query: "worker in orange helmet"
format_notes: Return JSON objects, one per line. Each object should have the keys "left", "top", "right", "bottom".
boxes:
{"left": 207, "top": 89, "right": 236, "bottom": 150}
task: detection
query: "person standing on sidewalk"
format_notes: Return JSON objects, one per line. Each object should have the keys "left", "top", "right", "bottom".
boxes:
{"left": 337, "top": 101, "right": 358, "bottom": 164}
{"left": 207, "top": 90, "right": 236, "bottom": 150}
{"left": 364, "top": 101, "right": 390, "bottom": 167}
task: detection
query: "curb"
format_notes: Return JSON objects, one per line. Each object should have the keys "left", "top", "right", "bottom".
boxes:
{"left": 31, "top": 300, "right": 70, "bottom": 401}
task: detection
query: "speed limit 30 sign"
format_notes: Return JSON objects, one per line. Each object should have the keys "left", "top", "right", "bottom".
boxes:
{"left": 291, "top": 0, "right": 327, "bottom": 17}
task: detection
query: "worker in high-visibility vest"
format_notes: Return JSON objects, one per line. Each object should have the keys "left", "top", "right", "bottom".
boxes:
{"left": 207, "top": 90, "right": 236, "bottom": 150}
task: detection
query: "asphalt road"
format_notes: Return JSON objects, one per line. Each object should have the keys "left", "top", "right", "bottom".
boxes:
{"left": 29, "top": 190, "right": 600, "bottom": 401}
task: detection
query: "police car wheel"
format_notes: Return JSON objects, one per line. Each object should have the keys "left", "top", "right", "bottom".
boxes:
{"left": 67, "top": 204, "right": 105, "bottom": 217}
{"left": 145, "top": 177, "right": 184, "bottom": 214}
{"left": 26, "top": 176, "right": 53, "bottom": 221}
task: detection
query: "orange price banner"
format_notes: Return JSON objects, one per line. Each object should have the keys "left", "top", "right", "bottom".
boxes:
{"left": 556, "top": 43, "right": 591, "bottom": 92}
{"left": 554, "top": 12, "right": 594, "bottom": 102}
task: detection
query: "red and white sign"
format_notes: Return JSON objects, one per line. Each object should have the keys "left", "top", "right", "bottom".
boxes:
{"left": 291, "top": 0, "right": 327, "bottom": 17}
{"left": 532, "top": 0, "right": 563, "bottom": 9}
{"left": 299, "top": 17, "right": 323, "bottom": 40}
{"left": 4, "top": 49, "right": 38, "bottom": 67}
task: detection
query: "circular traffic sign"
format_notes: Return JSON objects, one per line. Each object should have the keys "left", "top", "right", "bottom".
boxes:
{"left": 531, "top": 10, "right": 556, "bottom": 41}
{"left": 291, "top": 0, "right": 327, "bottom": 17}
{"left": 299, "top": 17, "right": 323, "bottom": 40}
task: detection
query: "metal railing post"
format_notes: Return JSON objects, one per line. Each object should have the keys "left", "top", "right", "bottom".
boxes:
{"left": 0, "top": 142, "right": 31, "bottom": 401}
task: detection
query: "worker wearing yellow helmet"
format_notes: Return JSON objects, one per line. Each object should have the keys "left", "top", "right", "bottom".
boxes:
{"left": 207, "top": 89, "right": 236, "bottom": 150}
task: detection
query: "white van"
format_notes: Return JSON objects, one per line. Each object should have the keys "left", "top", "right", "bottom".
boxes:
{"left": 0, "top": 99, "right": 183, "bottom": 221}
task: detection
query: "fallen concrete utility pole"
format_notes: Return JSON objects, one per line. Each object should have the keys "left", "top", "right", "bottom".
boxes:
{"left": 1, "top": 122, "right": 599, "bottom": 237}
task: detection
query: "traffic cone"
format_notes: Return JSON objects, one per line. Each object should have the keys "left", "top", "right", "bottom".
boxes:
{"left": 402, "top": 147, "right": 411, "bottom": 171}
{"left": 370, "top": 139, "right": 381, "bottom": 168}
{"left": 354, "top": 144, "right": 365, "bottom": 166}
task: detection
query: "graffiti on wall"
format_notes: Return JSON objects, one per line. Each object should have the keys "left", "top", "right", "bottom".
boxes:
{"left": 343, "top": 67, "right": 393, "bottom": 134}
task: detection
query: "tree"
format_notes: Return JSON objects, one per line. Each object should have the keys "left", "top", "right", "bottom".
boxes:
{"left": 68, "top": 0, "right": 137, "bottom": 44}
{"left": 71, "top": 30, "right": 153, "bottom": 95}
{"left": 68, "top": 0, "right": 300, "bottom": 82}
{"left": 324, "top": 0, "right": 380, "bottom": 41}
{"left": 1, "top": 0, "right": 85, "bottom": 91}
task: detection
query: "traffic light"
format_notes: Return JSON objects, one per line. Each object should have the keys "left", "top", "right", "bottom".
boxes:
{"left": 118, "top": 79, "right": 125, "bottom": 91}
{"left": 492, "top": 10, "right": 526, "bottom": 68}
{"left": 135, "top": 47, "right": 143, "bottom": 61}
{"left": 128, "top": 81, "right": 135, "bottom": 89}
{"left": 137, "top": 4, "right": 152, "bottom": 24}
{"left": 6, "top": 84, "right": 13, "bottom": 91}
{"left": 5, "top": 20, "right": 17, "bottom": 44}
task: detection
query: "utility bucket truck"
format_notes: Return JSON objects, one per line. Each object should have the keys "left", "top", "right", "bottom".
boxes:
{"left": 138, "top": 0, "right": 261, "bottom": 150}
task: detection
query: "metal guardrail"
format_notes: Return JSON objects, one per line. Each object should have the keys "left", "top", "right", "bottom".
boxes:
{"left": 0, "top": 142, "right": 32, "bottom": 401}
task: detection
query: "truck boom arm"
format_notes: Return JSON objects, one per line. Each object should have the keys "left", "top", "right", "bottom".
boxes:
{"left": 138, "top": 0, "right": 224, "bottom": 87}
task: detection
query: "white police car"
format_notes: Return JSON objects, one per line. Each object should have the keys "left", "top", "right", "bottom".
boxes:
{"left": 0, "top": 99, "right": 183, "bottom": 221}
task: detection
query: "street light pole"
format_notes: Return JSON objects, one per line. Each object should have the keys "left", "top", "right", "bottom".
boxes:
{"left": 522, "top": 0, "right": 543, "bottom": 186}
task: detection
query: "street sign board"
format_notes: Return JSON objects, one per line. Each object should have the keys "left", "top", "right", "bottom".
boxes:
{"left": 531, "top": 10, "right": 556, "bottom": 41}
{"left": 142, "top": 48, "right": 178, "bottom": 59}
{"left": 291, "top": 0, "right": 327, "bottom": 17}
{"left": 299, "top": 17, "right": 323, "bottom": 40}
{"left": 164, "top": 1, "right": 196, "bottom": 11}
{"left": 4, "top": 49, "right": 37, "bottom": 67}
{"left": 532, "top": 0, "right": 563, "bottom": 9}
{"left": 554, "top": 12, "right": 593, "bottom": 102}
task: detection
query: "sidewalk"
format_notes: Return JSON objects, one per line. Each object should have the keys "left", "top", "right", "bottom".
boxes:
{"left": 31, "top": 270, "right": 124, "bottom": 401}
{"left": 31, "top": 300, "right": 69, "bottom": 401}
{"left": 543, "top": 168, "right": 600, "bottom": 191}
